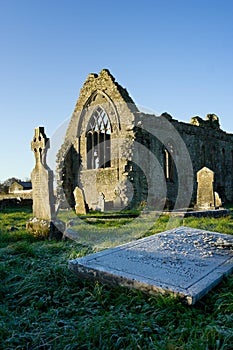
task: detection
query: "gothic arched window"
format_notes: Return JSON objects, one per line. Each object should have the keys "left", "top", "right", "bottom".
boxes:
{"left": 222, "top": 148, "right": 226, "bottom": 183}
{"left": 86, "top": 107, "right": 111, "bottom": 169}
{"left": 201, "top": 145, "right": 206, "bottom": 167}
{"left": 164, "top": 142, "right": 174, "bottom": 181}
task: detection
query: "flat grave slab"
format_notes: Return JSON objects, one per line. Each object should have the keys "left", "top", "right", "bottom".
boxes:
{"left": 69, "top": 226, "right": 233, "bottom": 305}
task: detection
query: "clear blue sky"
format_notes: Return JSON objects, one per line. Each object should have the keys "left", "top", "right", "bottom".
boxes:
{"left": 0, "top": 0, "right": 233, "bottom": 181}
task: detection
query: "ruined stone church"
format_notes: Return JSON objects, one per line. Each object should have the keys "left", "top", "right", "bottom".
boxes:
{"left": 56, "top": 69, "right": 233, "bottom": 211}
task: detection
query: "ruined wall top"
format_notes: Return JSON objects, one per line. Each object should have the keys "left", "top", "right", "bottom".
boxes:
{"left": 190, "top": 114, "right": 220, "bottom": 129}
{"left": 69, "top": 69, "right": 231, "bottom": 137}
{"left": 74, "top": 69, "right": 138, "bottom": 114}
{"left": 135, "top": 109, "right": 233, "bottom": 142}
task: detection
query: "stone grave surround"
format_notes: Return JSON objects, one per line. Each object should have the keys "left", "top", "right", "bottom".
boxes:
{"left": 69, "top": 226, "right": 233, "bottom": 305}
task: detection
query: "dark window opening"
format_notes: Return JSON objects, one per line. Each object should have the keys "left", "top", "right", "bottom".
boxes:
{"left": 164, "top": 143, "right": 174, "bottom": 181}
{"left": 211, "top": 146, "right": 216, "bottom": 170}
{"left": 222, "top": 148, "right": 226, "bottom": 183}
{"left": 231, "top": 150, "right": 233, "bottom": 170}
{"left": 201, "top": 145, "right": 206, "bottom": 167}
{"left": 86, "top": 107, "right": 111, "bottom": 169}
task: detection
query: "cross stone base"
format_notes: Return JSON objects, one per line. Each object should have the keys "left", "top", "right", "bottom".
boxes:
{"left": 26, "top": 218, "right": 65, "bottom": 240}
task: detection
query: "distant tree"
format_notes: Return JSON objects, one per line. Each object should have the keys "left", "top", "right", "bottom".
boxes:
{"left": 0, "top": 177, "right": 21, "bottom": 194}
{"left": 23, "top": 177, "right": 31, "bottom": 182}
{"left": 0, "top": 182, "right": 6, "bottom": 194}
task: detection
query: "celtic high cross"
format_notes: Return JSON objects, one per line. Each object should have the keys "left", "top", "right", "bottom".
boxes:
{"left": 31, "top": 127, "right": 49, "bottom": 167}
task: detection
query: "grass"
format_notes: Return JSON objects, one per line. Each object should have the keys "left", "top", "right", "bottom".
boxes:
{"left": 0, "top": 207, "right": 233, "bottom": 349}
{"left": 59, "top": 210, "right": 183, "bottom": 250}
{"left": 60, "top": 209, "right": 233, "bottom": 250}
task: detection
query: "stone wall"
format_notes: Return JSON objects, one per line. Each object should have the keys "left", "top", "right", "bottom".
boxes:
{"left": 130, "top": 112, "right": 233, "bottom": 207}
{"left": 0, "top": 193, "right": 32, "bottom": 209}
{"left": 56, "top": 69, "right": 233, "bottom": 211}
{"left": 173, "top": 116, "right": 233, "bottom": 203}
{"left": 56, "top": 69, "right": 136, "bottom": 210}
{"left": 0, "top": 192, "right": 33, "bottom": 200}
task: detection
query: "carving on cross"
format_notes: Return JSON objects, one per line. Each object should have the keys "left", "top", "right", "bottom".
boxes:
{"left": 31, "top": 127, "right": 49, "bottom": 166}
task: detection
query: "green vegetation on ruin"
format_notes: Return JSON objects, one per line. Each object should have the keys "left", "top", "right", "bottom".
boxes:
{"left": 0, "top": 206, "right": 233, "bottom": 349}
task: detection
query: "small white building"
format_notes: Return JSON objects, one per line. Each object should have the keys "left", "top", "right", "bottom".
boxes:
{"left": 9, "top": 181, "right": 32, "bottom": 194}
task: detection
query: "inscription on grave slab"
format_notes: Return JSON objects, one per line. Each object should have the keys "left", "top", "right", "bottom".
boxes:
{"left": 69, "top": 227, "right": 233, "bottom": 305}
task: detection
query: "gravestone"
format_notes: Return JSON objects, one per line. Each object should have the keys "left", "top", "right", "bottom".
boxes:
{"left": 97, "top": 193, "right": 105, "bottom": 212}
{"left": 73, "top": 186, "right": 86, "bottom": 214}
{"left": 114, "top": 195, "right": 122, "bottom": 210}
{"left": 26, "top": 127, "right": 64, "bottom": 239}
{"left": 196, "top": 167, "right": 222, "bottom": 209}
{"left": 69, "top": 226, "right": 233, "bottom": 305}
{"left": 214, "top": 191, "right": 222, "bottom": 208}
{"left": 196, "top": 167, "right": 215, "bottom": 209}
{"left": 31, "top": 127, "right": 55, "bottom": 220}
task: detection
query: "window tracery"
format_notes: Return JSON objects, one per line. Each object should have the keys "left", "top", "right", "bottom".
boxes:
{"left": 86, "top": 107, "right": 111, "bottom": 169}
{"left": 164, "top": 142, "right": 174, "bottom": 181}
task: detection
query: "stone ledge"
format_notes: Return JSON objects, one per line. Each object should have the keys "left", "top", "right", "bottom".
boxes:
{"left": 144, "top": 209, "right": 230, "bottom": 218}
{"left": 69, "top": 226, "right": 233, "bottom": 305}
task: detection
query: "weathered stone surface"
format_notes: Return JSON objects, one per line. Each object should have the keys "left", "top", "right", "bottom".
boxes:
{"left": 56, "top": 69, "right": 233, "bottom": 212}
{"left": 196, "top": 167, "right": 216, "bottom": 209}
{"left": 28, "top": 127, "right": 64, "bottom": 239}
{"left": 69, "top": 226, "right": 233, "bottom": 305}
{"left": 63, "top": 227, "right": 80, "bottom": 241}
{"left": 31, "top": 127, "right": 55, "bottom": 220}
{"left": 214, "top": 191, "right": 222, "bottom": 208}
{"left": 26, "top": 217, "right": 65, "bottom": 240}
{"left": 73, "top": 186, "right": 86, "bottom": 214}
{"left": 113, "top": 194, "right": 123, "bottom": 210}
{"left": 56, "top": 69, "right": 137, "bottom": 211}
{"left": 97, "top": 193, "right": 105, "bottom": 212}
